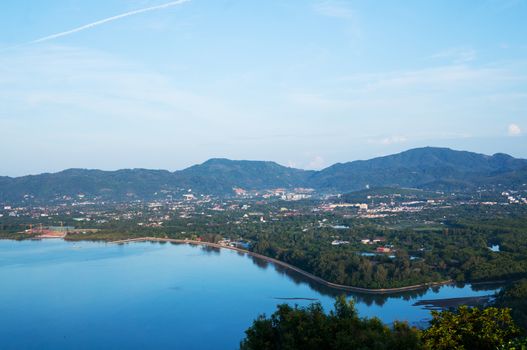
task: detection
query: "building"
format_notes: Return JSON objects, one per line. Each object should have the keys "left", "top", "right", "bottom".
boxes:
{"left": 376, "top": 247, "right": 391, "bottom": 253}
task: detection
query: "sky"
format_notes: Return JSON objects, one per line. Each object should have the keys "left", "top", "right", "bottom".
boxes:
{"left": 1, "top": 0, "right": 526, "bottom": 176}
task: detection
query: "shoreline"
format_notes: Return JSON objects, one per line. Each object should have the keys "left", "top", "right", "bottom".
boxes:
{"left": 108, "top": 237, "right": 454, "bottom": 294}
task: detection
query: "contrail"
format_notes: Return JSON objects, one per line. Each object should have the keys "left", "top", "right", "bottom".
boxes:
{"left": 29, "top": 0, "right": 191, "bottom": 44}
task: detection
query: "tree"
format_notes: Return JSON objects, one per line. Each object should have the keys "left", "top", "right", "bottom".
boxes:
{"left": 422, "top": 306, "right": 521, "bottom": 350}
{"left": 496, "top": 279, "right": 527, "bottom": 332}
{"left": 240, "top": 296, "right": 422, "bottom": 350}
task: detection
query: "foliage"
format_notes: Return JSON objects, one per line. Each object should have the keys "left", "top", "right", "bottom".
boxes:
{"left": 240, "top": 296, "right": 422, "bottom": 350}
{"left": 5, "top": 200, "right": 527, "bottom": 290}
{"left": 501, "top": 337, "right": 527, "bottom": 350}
{"left": 422, "top": 306, "right": 520, "bottom": 350}
{"left": 496, "top": 279, "right": 527, "bottom": 332}
{"left": 241, "top": 300, "right": 525, "bottom": 350}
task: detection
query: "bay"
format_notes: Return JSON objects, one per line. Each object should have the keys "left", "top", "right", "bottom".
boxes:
{"left": 0, "top": 240, "right": 499, "bottom": 350}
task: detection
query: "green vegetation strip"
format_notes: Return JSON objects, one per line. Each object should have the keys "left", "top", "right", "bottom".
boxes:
{"left": 109, "top": 237, "right": 453, "bottom": 294}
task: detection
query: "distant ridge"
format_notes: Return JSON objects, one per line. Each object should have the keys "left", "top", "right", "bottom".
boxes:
{"left": 310, "top": 147, "right": 527, "bottom": 192}
{"left": 1, "top": 147, "right": 526, "bottom": 202}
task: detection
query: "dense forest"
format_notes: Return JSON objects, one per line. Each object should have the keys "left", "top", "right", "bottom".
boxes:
{"left": 241, "top": 206, "right": 527, "bottom": 288}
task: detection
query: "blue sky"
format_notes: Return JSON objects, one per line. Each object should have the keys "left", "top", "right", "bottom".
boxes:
{"left": 1, "top": 0, "right": 526, "bottom": 176}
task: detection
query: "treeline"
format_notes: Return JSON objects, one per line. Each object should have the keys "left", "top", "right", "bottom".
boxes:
{"left": 4, "top": 202, "right": 527, "bottom": 290}
{"left": 46, "top": 205, "right": 527, "bottom": 288}
{"left": 240, "top": 297, "right": 526, "bottom": 350}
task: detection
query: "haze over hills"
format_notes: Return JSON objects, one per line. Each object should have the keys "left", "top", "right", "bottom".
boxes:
{"left": 1, "top": 147, "right": 526, "bottom": 202}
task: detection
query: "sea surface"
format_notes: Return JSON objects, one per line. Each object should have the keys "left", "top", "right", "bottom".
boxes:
{"left": 0, "top": 239, "right": 500, "bottom": 350}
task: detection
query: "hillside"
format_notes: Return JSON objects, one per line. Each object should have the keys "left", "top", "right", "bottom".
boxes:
{"left": 0, "top": 168, "right": 177, "bottom": 202}
{"left": 0, "top": 159, "right": 312, "bottom": 202}
{"left": 310, "top": 147, "right": 527, "bottom": 192}
{"left": 174, "top": 158, "right": 314, "bottom": 194}
{"left": 0, "top": 147, "right": 526, "bottom": 202}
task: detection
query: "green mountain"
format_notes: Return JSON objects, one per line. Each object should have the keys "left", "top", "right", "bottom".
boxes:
{"left": 173, "top": 158, "right": 314, "bottom": 194}
{"left": 311, "top": 147, "right": 527, "bottom": 192}
{"left": 0, "top": 147, "right": 525, "bottom": 202}
{"left": 0, "top": 159, "right": 313, "bottom": 202}
{"left": 0, "top": 168, "right": 177, "bottom": 202}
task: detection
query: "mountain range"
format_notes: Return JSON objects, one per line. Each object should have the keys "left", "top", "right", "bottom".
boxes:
{"left": 1, "top": 147, "right": 526, "bottom": 202}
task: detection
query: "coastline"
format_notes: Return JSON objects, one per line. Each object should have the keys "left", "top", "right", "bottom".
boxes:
{"left": 108, "top": 237, "right": 454, "bottom": 294}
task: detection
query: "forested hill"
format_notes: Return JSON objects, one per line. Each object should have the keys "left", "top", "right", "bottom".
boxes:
{"left": 1, "top": 147, "right": 526, "bottom": 202}
{"left": 173, "top": 158, "right": 314, "bottom": 194}
{"left": 311, "top": 147, "right": 527, "bottom": 192}
{"left": 0, "top": 159, "right": 314, "bottom": 202}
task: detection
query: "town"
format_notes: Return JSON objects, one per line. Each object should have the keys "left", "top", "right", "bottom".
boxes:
{"left": 2, "top": 184, "right": 526, "bottom": 243}
{"left": 2, "top": 183, "right": 527, "bottom": 291}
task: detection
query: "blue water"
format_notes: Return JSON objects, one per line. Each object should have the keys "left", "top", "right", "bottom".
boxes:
{"left": 0, "top": 240, "right": 499, "bottom": 350}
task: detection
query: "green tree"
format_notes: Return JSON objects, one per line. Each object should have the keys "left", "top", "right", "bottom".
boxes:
{"left": 240, "top": 296, "right": 422, "bottom": 350}
{"left": 423, "top": 306, "right": 520, "bottom": 350}
{"left": 496, "top": 279, "right": 527, "bottom": 332}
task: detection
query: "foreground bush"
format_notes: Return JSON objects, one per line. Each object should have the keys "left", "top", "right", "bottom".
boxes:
{"left": 496, "top": 279, "right": 527, "bottom": 332}
{"left": 240, "top": 296, "right": 421, "bottom": 350}
{"left": 240, "top": 297, "right": 524, "bottom": 350}
{"left": 423, "top": 306, "right": 520, "bottom": 350}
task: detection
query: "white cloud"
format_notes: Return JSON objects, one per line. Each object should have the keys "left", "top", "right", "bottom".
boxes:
{"left": 311, "top": 1, "right": 361, "bottom": 42}
{"left": 287, "top": 63, "right": 527, "bottom": 120}
{"left": 368, "top": 136, "right": 408, "bottom": 146}
{"left": 508, "top": 123, "right": 522, "bottom": 136}
{"left": 27, "top": 0, "right": 191, "bottom": 45}
{"left": 347, "top": 65, "right": 515, "bottom": 92}
{"left": 429, "top": 48, "right": 477, "bottom": 64}
{"left": 0, "top": 45, "right": 257, "bottom": 173}
{"left": 0, "top": 46, "right": 236, "bottom": 125}
{"left": 312, "top": 0, "right": 354, "bottom": 19}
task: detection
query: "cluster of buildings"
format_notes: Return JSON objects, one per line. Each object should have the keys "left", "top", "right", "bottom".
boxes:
{"left": 331, "top": 236, "right": 394, "bottom": 254}
{"left": 2, "top": 184, "right": 526, "bottom": 243}
{"left": 218, "top": 239, "right": 251, "bottom": 249}
{"left": 233, "top": 187, "right": 314, "bottom": 201}
{"left": 502, "top": 191, "right": 527, "bottom": 205}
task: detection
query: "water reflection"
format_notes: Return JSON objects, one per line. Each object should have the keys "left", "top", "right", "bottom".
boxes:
{"left": 243, "top": 248, "right": 502, "bottom": 307}
{"left": 164, "top": 241, "right": 502, "bottom": 308}
{"left": 251, "top": 256, "right": 270, "bottom": 270}
{"left": 0, "top": 239, "right": 505, "bottom": 349}
{"left": 200, "top": 245, "right": 221, "bottom": 255}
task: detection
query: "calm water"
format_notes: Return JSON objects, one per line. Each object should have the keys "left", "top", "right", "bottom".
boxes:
{"left": 0, "top": 240, "right": 499, "bottom": 350}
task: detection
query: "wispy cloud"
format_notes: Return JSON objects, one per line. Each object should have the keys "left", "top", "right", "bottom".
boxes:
{"left": 311, "top": 1, "right": 362, "bottom": 43}
{"left": 341, "top": 65, "right": 516, "bottom": 92}
{"left": 28, "top": 0, "right": 191, "bottom": 45}
{"left": 0, "top": 46, "right": 234, "bottom": 126}
{"left": 429, "top": 47, "right": 477, "bottom": 64}
{"left": 368, "top": 136, "right": 408, "bottom": 146}
{"left": 0, "top": 45, "right": 264, "bottom": 174}
{"left": 283, "top": 60, "right": 527, "bottom": 146}
{"left": 287, "top": 64, "right": 518, "bottom": 112}
{"left": 312, "top": 0, "right": 354, "bottom": 19}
